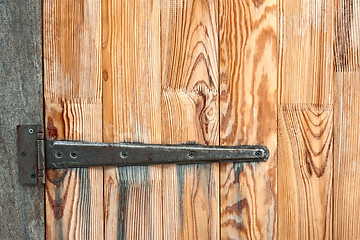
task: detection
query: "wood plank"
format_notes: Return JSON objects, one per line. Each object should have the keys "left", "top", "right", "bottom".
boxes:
{"left": 43, "top": 0, "right": 103, "bottom": 239}
{"left": 333, "top": 0, "right": 360, "bottom": 237}
{"left": 278, "top": 0, "right": 334, "bottom": 105}
{"left": 219, "top": 0, "right": 277, "bottom": 239}
{"left": 161, "top": 0, "right": 219, "bottom": 239}
{"left": 334, "top": 73, "right": 360, "bottom": 239}
{"left": 103, "top": 0, "right": 219, "bottom": 238}
{"left": 278, "top": 105, "right": 333, "bottom": 239}
{"left": 102, "top": 0, "right": 163, "bottom": 239}
{"left": 278, "top": 0, "right": 334, "bottom": 239}
{"left": 0, "top": 1, "right": 44, "bottom": 238}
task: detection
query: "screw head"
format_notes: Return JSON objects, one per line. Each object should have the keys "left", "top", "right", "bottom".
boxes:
{"left": 28, "top": 128, "right": 34, "bottom": 134}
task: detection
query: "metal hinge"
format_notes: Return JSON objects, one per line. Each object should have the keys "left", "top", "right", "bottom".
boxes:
{"left": 17, "top": 125, "right": 270, "bottom": 184}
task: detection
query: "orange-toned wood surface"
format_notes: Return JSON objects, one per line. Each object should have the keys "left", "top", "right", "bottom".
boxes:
{"left": 278, "top": 0, "right": 334, "bottom": 239}
{"left": 219, "top": 0, "right": 277, "bottom": 239}
{"left": 43, "top": 0, "right": 104, "bottom": 239}
{"left": 102, "top": 0, "right": 162, "bottom": 239}
{"left": 333, "top": 0, "right": 360, "bottom": 238}
{"left": 278, "top": 105, "right": 333, "bottom": 239}
{"left": 161, "top": 0, "right": 219, "bottom": 239}
{"left": 102, "top": 0, "right": 219, "bottom": 239}
{"left": 43, "top": 0, "right": 360, "bottom": 239}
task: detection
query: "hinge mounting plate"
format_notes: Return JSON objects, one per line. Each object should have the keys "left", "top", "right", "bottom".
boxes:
{"left": 17, "top": 125, "right": 270, "bottom": 185}
{"left": 17, "top": 125, "right": 45, "bottom": 184}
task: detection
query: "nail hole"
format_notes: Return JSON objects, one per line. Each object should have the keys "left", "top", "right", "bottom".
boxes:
{"left": 55, "top": 151, "right": 63, "bottom": 158}
{"left": 30, "top": 173, "right": 37, "bottom": 179}
{"left": 70, "top": 152, "right": 77, "bottom": 158}
{"left": 255, "top": 150, "right": 263, "bottom": 158}
{"left": 120, "top": 151, "right": 128, "bottom": 158}
{"left": 21, "top": 152, "right": 26, "bottom": 157}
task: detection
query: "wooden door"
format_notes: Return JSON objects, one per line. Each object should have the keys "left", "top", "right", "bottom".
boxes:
{"left": 42, "top": 0, "right": 359, "bottom": 239}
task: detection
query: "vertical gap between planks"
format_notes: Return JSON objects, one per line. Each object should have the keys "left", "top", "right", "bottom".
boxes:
{"left": 160, "top": 1, "right": 164, "bottom": 238}
{"left": 101, "top": 2, "right": 104, "bottom": 237}
{"left": 101, "top": 1, "right": 105, "bottom": 238}
{"left": 277, "top": 0, "right": 280, "bottom": 236}
{"left": 218, "top": 0, "right": 221, "bottom": 239}
{"left": 41, "top": 0, "right": 46, "bottom": 236}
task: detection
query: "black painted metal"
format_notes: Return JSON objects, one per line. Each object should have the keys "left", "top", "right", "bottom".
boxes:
{"left": 46, "top": 141, "right": 269, "bottom": 168}
{"left": 17, "top": 125, "right": 42, "bottom": 184}
{"left": 36, "top": 126, "right": 45, "bottom": 184}
{"left": 17, "top": 125, "right": 270, "bottom": 184}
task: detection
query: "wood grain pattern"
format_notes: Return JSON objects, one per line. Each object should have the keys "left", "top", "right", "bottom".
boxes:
{"left": 334, "top": 72, "right": 360, "bottom": 239}
{"left": 103, "top": 0, "right": 219, "bottom": 238}
{"left": 334, "top": 0, "right": 360, "bottom": 72}
{"left": 333, "top": 0, "right": 360, "bottom": 238}
{"left": 278, "top": 105, "right": 333, "bottom": 240}
{"left": 219, "top": 0, "right": 277, "bottom": 239}
{"left": 102, "top": 0, "right": 162, "bottom": 239}
{"left": 278, "top": 0, "right": 334, "bottom": 239}
{"left": 41, "top": 0, "right": 360, "bottom": 239}
{"left": 278, "top": 0, "right": 334, "bottom": 105}
{"left": 43, "top": 0, "right": 103, "bottom": 239}
{"left": 161, "top": 0, "right": 219, "bottom": 239}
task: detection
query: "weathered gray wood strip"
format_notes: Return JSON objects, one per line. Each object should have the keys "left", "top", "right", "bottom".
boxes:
{"left": 0, "top": 0, "right": 44, "bottom": 239}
